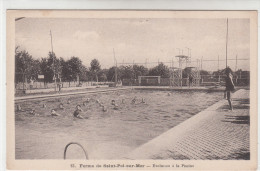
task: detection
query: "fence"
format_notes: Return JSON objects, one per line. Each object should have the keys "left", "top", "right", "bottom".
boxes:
{"left": 15, "top": 81, "right": 113, "bottom": 90}
{"left": 122, "top": 74, "right": 249, "bottom": 87}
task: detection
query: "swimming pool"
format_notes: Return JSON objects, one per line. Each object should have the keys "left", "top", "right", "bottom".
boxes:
{"left": 15, "top": 89, "right": 223, "bottom": 159}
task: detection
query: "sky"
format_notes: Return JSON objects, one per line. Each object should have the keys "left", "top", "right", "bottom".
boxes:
{"left": 15, "top": 18, "right": 250, "bottom": 71}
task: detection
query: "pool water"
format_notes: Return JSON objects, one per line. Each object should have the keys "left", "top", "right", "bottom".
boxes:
{"left": 15, "top": 90, "right": 222, "bottom": 159}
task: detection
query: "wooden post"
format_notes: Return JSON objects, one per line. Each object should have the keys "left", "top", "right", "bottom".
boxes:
{"left": 226, "top": 18, "right": 228, "bottom": 68}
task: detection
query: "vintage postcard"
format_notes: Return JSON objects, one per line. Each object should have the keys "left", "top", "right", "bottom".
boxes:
{"left": 6, "top": 10, "right": 257, "bottom": 170}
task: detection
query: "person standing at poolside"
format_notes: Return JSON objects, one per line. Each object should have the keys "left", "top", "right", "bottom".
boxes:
{"left": 225, "top": 67, "right": 235, "bottom": 110}
{"left": 188, "top": 74, "right": 193, "bottom": 87}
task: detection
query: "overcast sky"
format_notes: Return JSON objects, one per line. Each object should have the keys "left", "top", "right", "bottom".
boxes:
{"left": 15, "top": 18, "right": 250, "bottom": 71}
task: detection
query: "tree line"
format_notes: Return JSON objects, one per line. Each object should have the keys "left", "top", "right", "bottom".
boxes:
{"left": 15, "top": 48, "right": 173, "bottom": 84}
{"left": 15, "top": 47, "right": 249, "bottom": 84}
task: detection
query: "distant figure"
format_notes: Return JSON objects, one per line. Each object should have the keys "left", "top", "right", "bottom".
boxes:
{"left": 167, "top": 92, "right": 171, "bottom": 96}
{"left": 29, "top": 78, "right": 34, "bottom": 90}
{"left": 42, "top": 104, "right": 47, "bottom": 108}
{"left": 29, "top": 109, "right": 36, "bottom": 115}
{"left": 188, "top": 74, "right": 193, "bottom": 87}
{"left": 141, "top": 98, "right": 146, "bottom": 103}
{"left": 58, "top": 83, "right": 62, "bottom": 92}
{"left": 224, "top": 67, "right": 235, "bottom": 110}
{"left": 59, "top": 103, "right": 64, "bottom": 109}
{"left": 102, "top": 105, "right": 107, "bottom": 112}
{"left": 86, "top": 98, "right": 90, "bottom": 103}
{"left": 73, "top": 105, "right": 83, "bottom": 119}
{"left": 131, "top": 97, "right": 137, "bottom": 104}
{"left": 113, "top": 104, "right": 119, "bottom": 110}
{"left": 111, "top": 100, "right": 116, "bottom": 106}
{"left": 51, "top": 109, "right": 60, "bottom": 116}
{"left": 16, "top": 104, "right": 22, "bottom": 111}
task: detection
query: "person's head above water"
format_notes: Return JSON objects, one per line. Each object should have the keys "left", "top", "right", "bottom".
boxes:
{"left": 76, "top": 105, "right": 81, "bottom": 109}
{"left": 111, "top": 100, "right": 115, "bottom": 105}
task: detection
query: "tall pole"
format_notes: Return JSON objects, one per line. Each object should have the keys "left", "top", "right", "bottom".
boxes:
{"left": 50, "top": 30, "right": 57, "bottom": 91}
{"left": 113, "top": 48, "right": 117, "bottom": 85}
{"left": 218, "top": 55, "right": 219, "bottom": 71}
{"left": 235, "top": 54, "right": 238, "bottom": 72}
{"left": 189, "top": 49, "right": 192, "bottom": 66}
{"left": 226, "top": 18, "right": 228, "bottom": 68}
{"left": 201, "top": 56, "right": 203, "bottom": 70}
{"left": 218, "top": 55, "right": 220, "bottom": 82}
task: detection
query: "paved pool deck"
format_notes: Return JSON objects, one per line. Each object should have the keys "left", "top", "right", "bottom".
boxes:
{"left": 125, "top": 89, "right": 251, "bottom": 160}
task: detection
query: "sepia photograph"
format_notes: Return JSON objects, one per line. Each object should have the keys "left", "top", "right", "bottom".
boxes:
{"left": 6, "top": 10, "right": 257, "bottom": 170}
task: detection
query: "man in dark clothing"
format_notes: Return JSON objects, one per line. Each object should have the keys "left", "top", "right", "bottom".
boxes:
{"left": 225, "top": 67, "right": 235, "bottom": 110}
{"left": 188, "top": 74, "right": 193, "bottom": 87}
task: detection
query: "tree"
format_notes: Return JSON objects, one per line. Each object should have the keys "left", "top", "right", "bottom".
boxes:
{"left": 120, "top": 65, "right": 134, "bottom": 80}
{"left": 98, "top": 69, "right": 108, "bottom": 82}
{"left": 40, "top": 52, "right": 62, "bottom": 83}
{"left": 133, "top": 65, "right": 149, "bottom": 79}
{"left": 60, "top": 56, "right": 87, "bottom": 83}
{"left": 200, "top": 70, "right": 210, "bottom": 76}
{"left": 79, "top": 65, "right": 88, "bottom": 81}
{"left": 67, "top": 57, "right": 83, "bottom": 81}
{"left": 107, "top": 66, "right": 122, "bottom": 82}
{"left": 90, "top": 59, "right": 101, "bottom": 82}
{"left": 148, "top": 63, "right": 170, "bottom": 78}
{"left": 15, "top": 47, "right": 41, "bottom": 83}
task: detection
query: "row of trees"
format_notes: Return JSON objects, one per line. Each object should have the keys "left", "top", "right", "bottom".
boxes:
{"left": 15, "top": 47, "right": 249, "bottom": 84}
{"left": 15, "top": 48, "right": 174, "bottom": 84}
{"left": 15, "top": 47, "right": 102, "bottom": 83}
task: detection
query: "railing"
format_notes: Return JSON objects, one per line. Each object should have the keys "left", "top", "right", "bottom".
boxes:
{"left": 64, "top": 142, "right": 88, "bottom": 160}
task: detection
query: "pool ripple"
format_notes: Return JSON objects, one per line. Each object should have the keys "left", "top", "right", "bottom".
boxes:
{"left": 15, "top": 90, "right": 222, "bottom": 159}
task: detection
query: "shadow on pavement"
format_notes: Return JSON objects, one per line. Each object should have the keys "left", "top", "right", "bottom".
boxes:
{"left": 222, "top": 115, "right": 250, "bottom": 125}
{"left": 225, "top": 148, "right": 250, "bottom": 160}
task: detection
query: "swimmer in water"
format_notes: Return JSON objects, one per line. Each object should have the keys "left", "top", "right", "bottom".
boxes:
{"left": 30, "top": 109, "right": 40, "bottom": 116}
{"left": 51, "top": 109, "right": 60, "bottom": 116}
{"left": 111, "top": 100, "right": 116, "bottom": 106}
{"left": 102, "top": 105, "right": 107, "bottom": 112}
{"left": 113, "top": 104, "right": 119, "bottom": 110}
{"left": 59, "top": 103, "right": 64, "bottom": 109}
{"left": 73, "top": 105, "right": 83, "bottom": 119}
{"left": 131, "top": 97, "right": 137, "bottom": 104}
{"left": 29, "top": 109, "right": 36, "bottom": 115}
{"left": 16, "top": 104, "right": 22, "bottom": 111}
{"left": 96, "top": 99, "right": 100, "bottom": 103}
